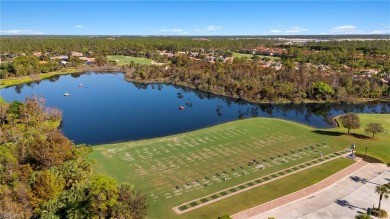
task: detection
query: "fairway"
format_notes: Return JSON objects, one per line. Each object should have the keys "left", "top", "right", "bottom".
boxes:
{"left": 90, "top": 118, "right": 350, "bottom": 218}
{"left": 233, "top": 52, "right": 280, "bottom": 60}
{"left": 107, "top": 55, "right": 154, "bottom": 65}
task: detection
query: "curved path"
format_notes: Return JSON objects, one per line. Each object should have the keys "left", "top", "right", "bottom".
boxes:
{"left": 232, "top": 161, "right": 390, "bottom": 219}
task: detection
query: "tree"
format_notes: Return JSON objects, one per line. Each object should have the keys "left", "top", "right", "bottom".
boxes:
{"left": 95, "top": 55, "right": 108, "bottom": 67}
{"left": 365, "top": 123, "right": 385, "bottom": 138}
{"left": 313, "top": 81, "right": 334, "bottom": 100}
{"left": 375, "top": 184, "right": 390, "bottom": 210}
{"left": 30, "top": 170, "right": 65, "bottom": 207}
{"left": 340, "top": 113, "right": 360, "bottom": 134}
{"left": 113, "top": 184, "right": 149, "bottom": 219}
{"left": 12, "top": 55, "right": 39, "bottom": 77}
{"left": 87, "top": 175, "right": 119, "bottom": 218}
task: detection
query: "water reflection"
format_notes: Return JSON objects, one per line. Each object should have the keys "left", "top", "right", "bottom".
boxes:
{"left": 1, "top": 72, "right": 389, "bottom": 145}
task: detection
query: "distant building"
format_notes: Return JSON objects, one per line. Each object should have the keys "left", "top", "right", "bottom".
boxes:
{"left": 33, "top": 52, "right": 42, "bottom": 57}
{"left": 71, "top": 52, "right": 84, "bottom": 57}
{"left": 51, "top": 55, "right": 69, "bottom": 61}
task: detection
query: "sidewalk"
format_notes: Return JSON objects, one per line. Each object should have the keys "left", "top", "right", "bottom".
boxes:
{"left": 232, "top": 159, "right": 369, "bottom": 219}
{"left": 232, "top": 161, "right": 390, "bottom": 219}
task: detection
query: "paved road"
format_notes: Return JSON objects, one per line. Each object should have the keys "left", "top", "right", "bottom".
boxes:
{"left": 244, "top": 163, "right": 390, "bottom": 219}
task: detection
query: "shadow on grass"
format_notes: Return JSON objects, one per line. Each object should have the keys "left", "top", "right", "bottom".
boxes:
{"left": 312, "top": 130, "right": 371, "bottom": 140}
{"left": 356, "top": 154, "right": 384, "bottom": 163}
{"left": 312, "top": 130, "right": 344, "bottom": 136}
{"left": 350, "top": 133, "right": 370, "bottom": 139}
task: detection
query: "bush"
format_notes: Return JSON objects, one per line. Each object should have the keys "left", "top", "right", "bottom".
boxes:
{"left": 371, "top": 208, "right": 388, "bottom": 218}
{"left": 355, "top": 213, "right": 372, "bottom": 219}
{"left": 217, "top": 215, "right": 232, "bottom": 219}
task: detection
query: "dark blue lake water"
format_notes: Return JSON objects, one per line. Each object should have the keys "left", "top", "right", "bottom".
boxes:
{"left": 2, "top": 72, "right": 389, "bottom": 145}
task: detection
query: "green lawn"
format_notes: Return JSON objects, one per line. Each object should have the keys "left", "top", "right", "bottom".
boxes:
{"left": 334, "top": 114, "right": 390, "bottom": 164}
{"left": 233, "top": 52, "right": 280, "bottom": 60}
{"left": 89, "top": 114, "right": 389, "bottom": 218}
{"left": 182, "top": 157, "right": 354, "bottom": 219}
{"left": 89, "top": 117, "right": 352, "bottom": 218}
{"left": 107, "top": 55, "right": 154, "bottom": 65}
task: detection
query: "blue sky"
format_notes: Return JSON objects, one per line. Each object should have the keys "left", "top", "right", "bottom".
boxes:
{"left": 1, "top": 1, "right": 389, "bottom": 35}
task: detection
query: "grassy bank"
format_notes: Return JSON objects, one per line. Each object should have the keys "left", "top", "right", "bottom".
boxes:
{"left": 89, "top": 117, "right": 353, "bottom": 218}
{"left": 107, "top": 55, "right": 154, "bottom": 65}
{"left": 0, "top": 68, "right": 79, "bottom": 88}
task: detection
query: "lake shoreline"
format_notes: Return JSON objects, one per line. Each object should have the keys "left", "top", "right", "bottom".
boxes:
{"left": 2, "top": 71, "right": 389, "bottom": 145}
{"left": 2, "top": 69, "right": 390, "bottom": 104}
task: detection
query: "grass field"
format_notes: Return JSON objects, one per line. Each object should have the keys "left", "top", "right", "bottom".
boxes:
{"left": 106, "top": 55, "right": 154, "bottom": 65}
{"left": 334, "top": 114, "right": 390, "bottom": 164}
{"left": 233, "top": 52, "right": 280, "bottom": 60}
{"left": 0, "top": 68, "right": 79, "bottom": 88}
{"left": 182, "top": 157, "right": 354, "bottom": 219}
{"left": 89, "top": 117, "right": 360, "bottom": 218}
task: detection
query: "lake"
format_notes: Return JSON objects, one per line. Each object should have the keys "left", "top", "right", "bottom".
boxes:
{"left": 2, "top": 72, "right": 389, "bottom": 145}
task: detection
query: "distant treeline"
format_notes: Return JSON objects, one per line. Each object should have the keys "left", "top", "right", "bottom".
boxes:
{"left": 1, "top": 36, "right": 390, "bottom": 103}
{"left": 0, "top": 37, "right": 279, "bottom": 55}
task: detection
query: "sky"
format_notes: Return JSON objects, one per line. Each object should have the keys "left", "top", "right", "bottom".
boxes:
{"left": 1, "top": 1, "right": 389, "bottom": 35}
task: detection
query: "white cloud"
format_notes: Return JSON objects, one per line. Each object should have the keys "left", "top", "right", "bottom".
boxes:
{"left": 195, "top": 25, "right": 222, "bottom": 32}
{"left": 171, "top": 29, "right": 183, "bottom": 32}
{"left": 369, "top": 26, "right": 390, "bottom": 34}
{"left": 160, "top": 28, "right": 183, "bottom": 33}
{"left": 269, "top": 26, "right": 308, "bottom": 34}
{"left": 74, "top": 24, "right": 85, "bottom": 28}
{"left": 331, "top": 25, "right": 356, "bottom": 33}
{"left": 159, "top": 28, "right": 188, "bottom": 34}
{"left": 0, "top": 29, "right": 44, "bottom": 35}
{"left": 205, "top": 25, "right": 221, "bottom": 31}
{"left": 285, "top": 26, "right": 308, "bottom": 33}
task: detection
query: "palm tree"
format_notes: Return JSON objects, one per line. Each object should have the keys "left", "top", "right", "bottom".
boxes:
{"left": 375, "top": 184, "right": 390, "bottom": 210}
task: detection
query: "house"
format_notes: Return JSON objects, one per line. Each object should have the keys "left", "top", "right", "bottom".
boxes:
{"left": 51, "top": 55, "right": 69, "bottom": 61}
{"left": 158, "top": 51, "right": 174, "bottom": 58}
{"left": 79, "top": 57, "right": 96, "bottom": 64}
{"left": 71, "top": 52, "right": 83, "bottom": 57}
{"left": 60, "top": 60, "right": 69, "bottom": 66}
{"left": 33, "top": 52, "right": 42, "bottom": 57}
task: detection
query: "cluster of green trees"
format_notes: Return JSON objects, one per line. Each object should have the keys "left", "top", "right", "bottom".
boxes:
{"left": 0, "top": 96, "right": 148, "bottom": 218}
{"left": 281, "top": 40, "right": 390, "bottom": 73}
{"left": 125, "top": 55, "right": 389, "bottom": 103}
{"left": 0, "top": 55, "right": 61, "bottom": 78}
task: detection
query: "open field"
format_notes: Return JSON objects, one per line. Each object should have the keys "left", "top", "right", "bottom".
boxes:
{"left": 0, "top": 68, "right": 79, "bottom": 88}
{"left": 233, "top": 52, "right": 280, "bottom": 60}
{"left": 107, "top": 55, "right": 154, "bottom": 65}
{"left": 90, "top": 117, "right": 358, "bottom": 218}
{"left": 334, "top": 114, "right": 390, "bottom": 163}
